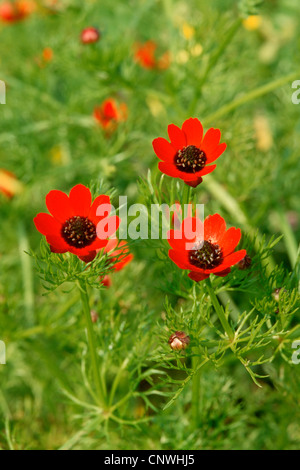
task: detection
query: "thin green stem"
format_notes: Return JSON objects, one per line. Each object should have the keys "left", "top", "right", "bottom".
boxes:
{"left": 206, "top": 277, "right": 234, "bottom": 341}
{"left": 18, "top": 223, "right": 34, "bottom": 325}
{"left": 218, "top": 290, "right": 240, "bottom": 322}
{"left": 182, "top": 184, "right": 191, "bottom": 218}
{"left": 191, "top": 354, "right": 201, "bottom": 428}
{"left": 276, "top": 210, "right": 298, "bottom": 270}
{"left": 203, "top": 70, "right": 300, "bottom": 125}
{"left": 78, "top": 281, "right": 105, "bottom": 407}
{"left": 108, "top": 357, "right": 130, "bottom": 407}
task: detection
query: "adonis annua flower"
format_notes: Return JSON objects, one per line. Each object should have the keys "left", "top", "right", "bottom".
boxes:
{"left": 34, "top": 184, "right": 120, "bottom": 262}
{"left": 153, "top": 118, "right": 226, "bottom": 187}
{"left": 168, "top": 213, "right": 246, "bottom": 281}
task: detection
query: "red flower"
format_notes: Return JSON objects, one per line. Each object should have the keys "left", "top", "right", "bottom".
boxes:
{"left": 94, "top": 98, "right": 127, "bottom": 133}
{"left": 168, "top": 213, "right": 246, "bottom": 282}
{"left": 153, "top": 118, "right": 227, "bottom": 187}
{"left": 100, "top": 238, "right": 133, "bottom": 287}
{"left": 80, "top": 27, "right": 101, "bottom": 44}
{"left": 0, "top": 0, "right": 35, "bottom": 23}
{"left": 134, "top": 41, "right": 170, "bottom": 70}
{"left": 34, "top": 184, "right": 120, "bottom": 262}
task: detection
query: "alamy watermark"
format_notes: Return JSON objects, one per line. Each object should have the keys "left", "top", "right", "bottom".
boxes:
{"left": 97, "top": 199, "right": 204, "bottom": 250}
{"left": 291, "top": 340, "right": 300, "bottom": 365}
{"left": 0, "top": 340, "right": 6, "bottom": 365}
{"left": 0, "top": 80, "right": 6, "bottom": 104}
{"left": 291, "top": 80, "right": 300, "bottom": 104}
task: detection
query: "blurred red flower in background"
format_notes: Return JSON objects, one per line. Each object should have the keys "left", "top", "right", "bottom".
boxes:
{"left": 94, "top": 98, "right": 128, "bottom": 133}
{"left": 0, "top": 169, "right": 23, "bottom": 198}
{"left": 134, "top": 40, "right": 170, "bottom": 70}
{"left": 80, "top": 26, "right": 101, "bottom": 44}
{"left": 34, "top": 184, "right": 120, "bottom": 262}
{"left": 0, "top": 0, "right": 35, "bottom": 23}
{"left": 168, "top": 213, "right": 246, "bottom": 282}
{"left": 100, "top": 238, "right": 133, "bottom": 287}
{"left": 35, "top": 47, "right": 54, "bottom": 68}
{"left": 153, "top": 118, "right": 227, "bottom": 187}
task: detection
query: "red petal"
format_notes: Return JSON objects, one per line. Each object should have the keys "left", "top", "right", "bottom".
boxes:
{"left": 104, "top": 237, "right": 119, "bottom": 253}
{"left": 168, "top": 249, "right": 190, "bottom": 269}
{"left": 215, "top": 249, "right": 247, "bottom": 271}
{"left": 46, "top": 235, "right": 69, "bottom": 253}
{"left": 167, "top": 124, "right": 186, "bottom": 150}
{"left": 78, "top": 251, "right": 97, "bottom": 263}
{"left": 214, "top": 268, "right": 231, "bottom": 277}
{"left": 188, "top": 271, "right": 209, "bottom": 282}
{"left": 182, "top": 118, "right": 203, "bottom": 147}
{"left": 182, "top": 217, "right": 204, "bottom": 246}
{"left": 153, "top": 137, "right": 176, "bottom": 162}
{"left": 46, "top": 190, "right": 74, "bottom": 223}
{"left": 197, "top": 164, "right": 217, "bottom": 177}
{"left": 168, "top": 229, "right": 190, "bottom": 251}
{"left": 114, "top": 253, "right": 134, "bottom": 271}
{"left": 219, "top": 227, "right": 241, "bottom": 256}
{"left": 206, "top": 143, "right": 227, "bottom": 164}
{"left": 185, "top": 177, "right": 202, "bottom": 187}
{"left": 34, "top": 213, "right": 61, "bottom": 236}
{"left": 204, "top": 214, "right": 226, "bottom": 243}
{"left": 201, "top": 128, "right": 221, "bottom": 154}
{"left": 158, "top": 162, "right": 183, "bottom": 178}
{"left": 69, "top": 184, "right": 92, "bottom": 217}
{"left": 89, "top": 195, "right": 111, "bottom": 220}
{"left": 96, "top": 215, "right": 120, "bottom": 240}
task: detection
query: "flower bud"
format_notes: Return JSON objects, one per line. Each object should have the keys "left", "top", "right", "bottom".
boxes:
{"left": 272, "top": 288, "right": 286, "bottom": 302}
{"left": 237, "top": 254, "right": 252, "bottom": 270}
{"left": 168, "top": 331, "right": 190, "bottom": 351}
{"left": 80, "top": 27, "right": 101, "bottom": 44}
{"left": 90, "top": 310, "right": 99, "bottom": 323}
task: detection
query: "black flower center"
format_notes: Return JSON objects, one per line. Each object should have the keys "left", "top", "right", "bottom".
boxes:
{"left": 188, "top": 240, "right": 223, "bottom": 270}
{"left": 174, "top": 145, "right": 207, "bottom": 173}
{"left": 61, "top": 216, "right": 97, "bottom": 248}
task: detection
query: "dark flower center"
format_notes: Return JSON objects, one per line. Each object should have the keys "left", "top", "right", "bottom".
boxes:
{"left": 188, "top": 240, "right": 223, "bottom": 270}
{"left": 174, "top": 145, "right": 207, "bottom": 173}
{"left": 61, "top": 216, "right": 97, "bottom": 248}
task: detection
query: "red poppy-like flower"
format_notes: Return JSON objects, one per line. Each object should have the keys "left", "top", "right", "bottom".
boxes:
{"left": 80, "top": 26, "right": 101, "bottom": 44}
{"left": 134, "top": 40, "right": 170, "bottom": 70}
{"left": 153, "top": 118, "right": 227, "bottom": 187}
{"left": 0, "top": 0, "right": 35, "bottom": 23}
{"left": 100, "top": 238, "right": 133, "bottom": 287}
{"left": 94, "top": 98, "right": 128, "bottom": 133}
{"left": 34, "top": 184, "right": 120, "bottom": 262}
{"left": 168, "top": 213, "right": 246, "bottom": 282}
{"left": 0, "top": 169, "right": 23, "bottom": 198}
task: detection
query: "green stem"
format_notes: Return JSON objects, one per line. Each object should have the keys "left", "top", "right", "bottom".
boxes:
{"left": 203, "top": 70, "right": 300, "bottom": 125}
{"left": 18, "top": 223, "right": 34, "bottom": 325}
{"left": 78, "top": 281, "right": 104, "bottom": 406}
{"left": 276, "top": 210, "right": 298, "bottom": 270}
{"left": 182, "top": 184, "right": 191, "bottom": 218}
{"left": 206, "top": 277, "right": 234, "bottom": 341}
{"left": 191, "top": 354, "right": 201, "bottom": 428}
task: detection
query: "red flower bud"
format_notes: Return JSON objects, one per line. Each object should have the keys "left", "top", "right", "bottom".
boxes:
{"left": 80, "top": 27, "right": 100, "bottom": 44}
{"left": 168, "top": 331, "right": 190, "bottom": 351}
